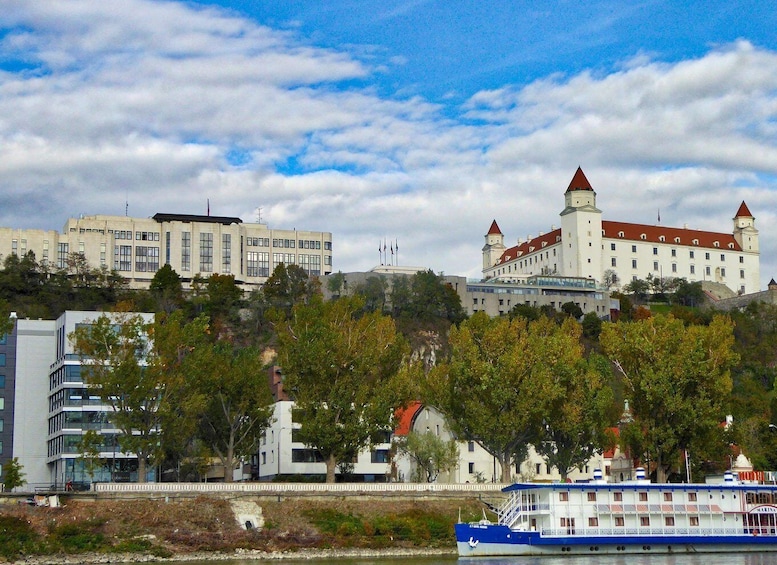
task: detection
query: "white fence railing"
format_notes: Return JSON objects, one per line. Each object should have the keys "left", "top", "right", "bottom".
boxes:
{"left": 93, "top": 482, "right": 507, "bottom": 494}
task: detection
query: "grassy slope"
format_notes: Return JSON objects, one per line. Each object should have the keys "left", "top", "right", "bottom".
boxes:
{"left": 0, "top": 496, "right": 485, "bottom": 561}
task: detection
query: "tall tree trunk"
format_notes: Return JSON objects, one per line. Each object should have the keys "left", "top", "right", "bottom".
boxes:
{"left": 499, "top": 454, "right": 512, "bottom": 483}
{"left": 137, "top": 456, "right": 147, "bottom": 483}
{"left": 325, "top": 454, "right": 337, "bottom": 483}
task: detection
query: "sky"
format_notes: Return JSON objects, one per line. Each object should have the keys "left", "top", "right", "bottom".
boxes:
{"left": 1, "top": 1, "right": 776, "bottom": 287}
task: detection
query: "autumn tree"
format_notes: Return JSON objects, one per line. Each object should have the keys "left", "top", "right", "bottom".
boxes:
{"left": 535, "top": 350, "right": 614, "bottom": 480}
{"left": 71, "top": 311, "right": 161, "bottom": 482}
{"left": 600, "top": 314, "right": 739, "bottom": 482}
{"left": 428, "top": 313, "right": 583, "bottom": 482}
{"left": 275, "top": 295, "right": 410, "bottom": 482}
{"left": 396, "top": 431, "right": 459, "bottom": 483}
{"left": 149, "top": 264, "right": 184, "bottom": 313}
{"left": 188, "top": 343, "right": 274, "bottom": 482}
{"left": 2, "top": 457, "right": 26, "bottom": 492}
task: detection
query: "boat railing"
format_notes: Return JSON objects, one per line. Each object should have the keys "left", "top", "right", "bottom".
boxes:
{"left": 540, "top": 526, "right": 762, "bottom": 538}
{"left": 498, "top": 499, "right": 550, "bottom": 529}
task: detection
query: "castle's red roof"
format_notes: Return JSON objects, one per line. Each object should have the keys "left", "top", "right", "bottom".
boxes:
{"left": 487, "top": 219, "right": 503, "bottom": 235}
{"left": 566, "top": 167, "right": 593, "bottom": 192}
{"left": 735, "top": 201, "right": 753, "bottom": 218}
{"left": 493, "top": 220, "right": 742, "bottom": 267}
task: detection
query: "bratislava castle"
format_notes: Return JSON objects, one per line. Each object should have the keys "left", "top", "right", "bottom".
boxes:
{"left": 483, "top": 168, "right": 760, "bottom": 293}
{"left": 0, "top": 213, "right": 333, "bottom": 290}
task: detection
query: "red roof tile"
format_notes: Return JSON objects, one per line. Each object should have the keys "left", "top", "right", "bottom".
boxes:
{"left": 566, "top": 167, "right": 593, "bottom": 192}
{"left": 735, "top": 201, "right": 753, "bottom": 218}
{"left": 602, "top": 220, "right": 741, "bottom": 251}
{"left": 394, "top": 401, "right": 423, "bottom": 436}
{"left": 487, "top": 219, "right": 503, "bottom": 235}
{"left": 494, "top": 229, "right": 561, "bottom": 265}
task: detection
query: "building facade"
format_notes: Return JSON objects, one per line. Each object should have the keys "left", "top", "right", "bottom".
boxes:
{"left": 0, "top": 214, "right": 333, "bottom": 290}
{"left": 483, "top": 168, "right": 760, "bottom": 294}
{"left": 0, "top": 311, "right": 154, "bottom": 490}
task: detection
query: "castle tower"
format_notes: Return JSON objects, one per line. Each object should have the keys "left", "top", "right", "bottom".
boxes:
{"left": 559, "top": 167, "right": 602, "bottom": 281}
{"left": 733, "top": 201, "right": 759, "bottom": 253}
{"left": 482, "top": 220, "right": 506, "bottom": 271}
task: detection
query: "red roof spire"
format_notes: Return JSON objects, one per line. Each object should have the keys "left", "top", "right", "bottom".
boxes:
{"left": 487, "top": 219, "right": 503, "bottom": 235}
{"left": 735, "top": 201, "right": 753, "bottom": 218}
{"left": 566, "top": 166, "right": 593, "bottom": 192}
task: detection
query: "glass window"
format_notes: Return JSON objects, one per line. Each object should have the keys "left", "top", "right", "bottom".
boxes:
{"left": 613, "top": 492, "right": 623, "bottom": 501}
{"left": 0, "top": 354, "right": 4, "bottom": 367}
{"left": 690, "top": 516, "right": 699, "bottom": 526}
{"left": 640, "top": 516, "right": 650, "bottom": 527}
{"left": 559, "top": 492, "right": 569, "bottom": 502}
{"left": 615, "top": 516, "right": 625, "bottom": 527}
{"left": 0, "top": 375, "right": 4, "bottom": 388}
{"left": 639, "top": 492, "right": 648, "bottom": 501}
{"left": 0, "top": 397, "right": 3, "bottom": 410}
{"left": 665, "top": 516, "right": 675, "bottom": 526}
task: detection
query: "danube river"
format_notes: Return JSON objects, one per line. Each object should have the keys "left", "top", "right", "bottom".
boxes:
{"left": 171, "top": 554, "right": 777, "bottom": 565}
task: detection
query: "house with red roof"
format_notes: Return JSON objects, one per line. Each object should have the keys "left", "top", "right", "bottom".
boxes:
{"left": 483, "top": 168, "right": 760, "bottom": 294}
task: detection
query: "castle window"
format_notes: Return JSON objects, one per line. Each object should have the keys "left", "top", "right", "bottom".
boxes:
{"left": 690, "top": 265, "right": 695, "bottom": 274}
{"left": 671, "top": 249, "right": 676, "bottom": 257}
{"left": 713, "top": 241, "right": 720, "bottom": 248}
{"left": 653, "top": 261, "right": 658, "bottom": 271}
{"left": 632, "top": 245, "right": 637, "bottom": 253}
{"left": 721, "top": 268, "right": 726, "bottom": 277}
{"left": 740, "top": 270, "right": 745, "bottom": 279}
{"left": 705, "top": 252, "right": 710, "bottom": 260}
{"left": 612, "top": 258, "right": 617, "bottom": 267}
{"left": 632, "top": 259, "right": 637, "bottom": 269}
{"left": 611, "top": 243, "right": 616, "bottom": 251}
{"left": 690, "top": 250, "right": 695, "bottom": 259}
{"left": 728, "top": 243, "right": 735, "bottom": 249}
{"left": 653, "top": 247, "right": 658, "bottom": 255}
{"left": 706, "top": 266, "right": 711, "bottom": 276}
{"left": 659, "top": 235, "right": 665, "bottom": 242}
{"left": 721, "top": 254, "right": 725, "bottom": 262}
{"left": 674, "top": 237, "right": 681, "bottom": 243}
{"left": 692, "top": 239, "right": 699, "bottom": 245}
{"left": 619, "top": 231, "right": 625, "bottom": 238}
{"left": 672, "top": 264, "right": 677, "bottom": 273}
{"left": 640, "top": 234, "right": 646, "bottom": 240}
{"left": 739, "top": 256, "right": 744, "bottom": 263}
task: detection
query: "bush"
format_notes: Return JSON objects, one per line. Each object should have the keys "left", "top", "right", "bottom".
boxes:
{"left": 0, "top": 515, "right": 43, "bottom": 559}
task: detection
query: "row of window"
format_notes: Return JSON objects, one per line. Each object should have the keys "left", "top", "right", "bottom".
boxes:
{"left": 610, "top": 257, "right": 745, "bottom": 279}
{"left": 576, "top": 516, "right": 697, "bottom": 528}
{"left": 610, "top": 242, "right": 746, "bottom": 264}
{"left": 561, "top": 491, "right": 698, "bottom": 502}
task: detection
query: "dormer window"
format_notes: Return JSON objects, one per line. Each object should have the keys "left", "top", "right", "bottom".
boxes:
{"left": 542, "top": 242, "right": 547, "bottom": 248}
{"left": 659, "top": 235, "right": 665, "bottom": 242}
{"left": 692, "top": 239, "right": 699, "bottom": 246}
{"left": 618, "top": 231, "right": 625, "bottom": 238}
{"left": 728, "top": 243, "right": 735, "bottom": 249}
{"left": 674, "top": 237, "right": 681, "bottom": 243}
{"left": 713, "top": 241, "right": 720, "bottom": 248}
{"left": 640, "top": 234, "right": 647, "bottom": 240}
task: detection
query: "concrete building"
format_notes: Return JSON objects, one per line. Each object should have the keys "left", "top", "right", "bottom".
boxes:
{"left": 256, "top": 401, "right": 393, "bottom": 482}
{"left": 0, "top": 213, "right": 333, "bottom": 291}
{"left": 483, "top": 168, "right": 760, "bottom": 294}
{"left": 0, "top": 310, "right": 153, "bottom": 490}
{"left": 322, "top": 267, "right": 614, "bottom": 319}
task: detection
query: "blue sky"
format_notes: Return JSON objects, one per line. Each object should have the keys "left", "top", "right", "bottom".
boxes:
{"left": 1, "top": 0, "right": 776, "bottom": 286}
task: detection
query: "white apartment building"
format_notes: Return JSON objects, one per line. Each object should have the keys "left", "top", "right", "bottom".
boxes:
{"left": 0, "top": 213, "right": 333, "bottom": 290}
{"left": 256, "top": 401, "right": 393, "bottom": 482}
{"left": 394, "top": 403, "right": 611, "bottom": 484}
{"left": 483, "top": 168, "right": 760, "bottom": 294}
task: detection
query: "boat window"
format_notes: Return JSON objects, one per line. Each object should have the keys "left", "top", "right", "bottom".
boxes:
{"left": 665, "top": 517, "right": 675, "bottom": 526}
{"left": 587, "top": 492, "right": 596, "bottom": 501}
{"left": 559, "top": 492, "right": 569, "bottom": 502}
{"left": 688, "top": 492, "right": 697, "bottom": 502}
{"left": 640, "top": 516, "right": 650, "bottom": 527}
{"left": 615, "top": 516, "right": 625, "bottom": 527}
{"left": 639, "top": 492, "right": 648, "bottom": 501}
{"left": 588, "top": 517, "right": 598, "bottom": 527}
{"left": 663, "top": 492, "right": 673, "bottom": 502}
{"left": 613, "top": 492, "right": 623, "bottom": 501}
{"left": 690, "top": 516, "right": 699, "bottom": 527}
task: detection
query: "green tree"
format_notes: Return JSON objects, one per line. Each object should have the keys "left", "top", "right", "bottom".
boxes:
{"left": 396, "top": 431, "right": 460, "bottom": 483}
{"left": 70, "top": 312, "right": 161, "bottom": 482}
{"left": 2, "top": 457, "right": 26, "bottom": 492}
{"left": 581, "top": 311, "right": 603, "bottom": 340}
{"left": 77, "top": 430, "right": 105, "bottom": 482}
{"left": 535, "top": 351, "right": 614, "bottom": 480}
{"left": 150, "top": 264, "right": 184, "bottom": 313}
{"left": 190, "top": 343, "right": 274, "bottom": 482}
{"left": 353, "top": 276, "right": 389, "bottom": 313}
{"left": 623, "top": 278, "right": 650, "bottom": 304}
{"left": 326, "top": 271, "right": 347, "bottom": 298}
{"left": 561, "top": 301, "right": 583, "bottom": 320}
{"left": 407, "top": 270, "right": 466, "bottom": 324}
{"left": 275, "top": 295, "right": 410, "bottom": 482}
{"left": 600, "top": 314, "right": 739, "bottom": 482}
{"left": 428, "top": 313, "right": 578, "bottom": 482}
{"left": 206, "top": 273, "right": 243, "bottom": 321}
{"left": 508, "top": 303, "right": 542, "bottom": 322}
{"left": 0, "top": 298, "right": 13, "bottom": 337}
{"left": 264, "top": 263, "right": 319, "bottom": 313}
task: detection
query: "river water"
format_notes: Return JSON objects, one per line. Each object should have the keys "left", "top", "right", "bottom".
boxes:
{"left": 173, "top": 554, "right": 777, "bottom": 565}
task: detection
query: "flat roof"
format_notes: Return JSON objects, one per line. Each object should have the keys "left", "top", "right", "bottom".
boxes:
{"left": 152, "top": 213, "right": 242, "bottom": 225}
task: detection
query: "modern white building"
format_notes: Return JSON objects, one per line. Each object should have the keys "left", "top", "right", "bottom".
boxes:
{"left": 256, "top": 401, "right": 393, "bottom": 482}
{"left": 0, "top": 213, "right": 333, "bottom": 290}
{"left": 483, "top": 168, "right": 760, "bottom": 294}
{"left": 0, "top": 310, "right": 154, "bottom": 490}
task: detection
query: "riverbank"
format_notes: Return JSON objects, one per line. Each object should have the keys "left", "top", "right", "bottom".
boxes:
{"left": 1, "top": 495, "right": 482, "bottom": 564}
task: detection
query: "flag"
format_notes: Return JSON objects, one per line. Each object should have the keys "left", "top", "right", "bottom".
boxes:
{"left": 395, "top": 239, "right": 398, "bottom": 252}
{"left": 658, "top": 209, "right": 661, "bottom": 223}
{"left": 207, "top": 199, "right": 210, "bottom": 216}
{"left": 391, "top": 243, "right": 394, "bottom": 255}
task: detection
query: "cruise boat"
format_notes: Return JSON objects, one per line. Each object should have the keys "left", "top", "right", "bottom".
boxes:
{"left": 456, "top": 469, "right": 777, "bottom": 556}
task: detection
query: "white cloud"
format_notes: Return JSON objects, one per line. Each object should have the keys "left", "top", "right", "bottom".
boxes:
{"left": 0, "top": 2, "right": 776, "bottom": 287}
